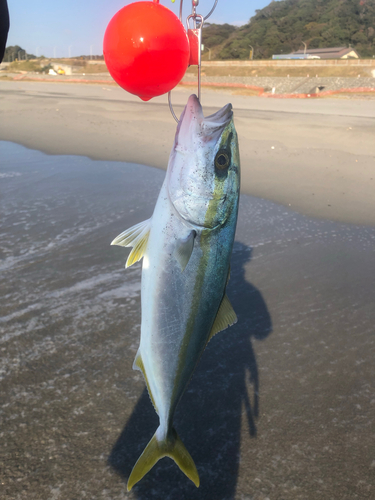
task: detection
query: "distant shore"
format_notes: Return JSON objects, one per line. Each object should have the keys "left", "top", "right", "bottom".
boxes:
{"left": 1, "top": 69, "right": 375, "bottom": 98}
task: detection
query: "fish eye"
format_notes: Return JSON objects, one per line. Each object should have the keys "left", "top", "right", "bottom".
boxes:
{"left": 215, "top": 150, "right": 230, "bottom": 170}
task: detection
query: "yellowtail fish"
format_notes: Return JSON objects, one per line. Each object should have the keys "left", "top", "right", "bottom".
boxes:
{"left": 111, "top": 94, "right": 240, "bottom": 490}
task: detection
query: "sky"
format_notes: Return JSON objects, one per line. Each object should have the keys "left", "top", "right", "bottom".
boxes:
{"left": 6, "top": 0, "right": 272, "bottom": 58}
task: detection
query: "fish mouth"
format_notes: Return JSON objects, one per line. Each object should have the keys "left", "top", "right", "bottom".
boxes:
{"left": 176, "top": 95, "right": 233, "bottom": 148}
{"left": 182, "top": 94, "right": 233, "bottom": 122}
{"left": 203, "top": 100, "right": 233, "bottom": 134}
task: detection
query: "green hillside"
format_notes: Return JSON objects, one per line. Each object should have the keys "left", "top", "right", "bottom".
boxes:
{"left": 202, "top": 0, "right": 375, "bottom": 59}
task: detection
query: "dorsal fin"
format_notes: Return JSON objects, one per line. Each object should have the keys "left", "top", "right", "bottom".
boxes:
{"left": 111, "top": 218, "right": 151, "bottom": 268}
{"left": 208, "top": 294, "right": 237, "bottom": 343}
{"left": 133, "top": 351, "right": 158, "bottom": 414}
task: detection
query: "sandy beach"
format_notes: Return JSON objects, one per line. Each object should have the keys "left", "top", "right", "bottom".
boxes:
{"left": 1, "top": 82, "right": 375, "bottom": 499}
{"left": 1, "top": 80, "right": 375, "bottom": 226}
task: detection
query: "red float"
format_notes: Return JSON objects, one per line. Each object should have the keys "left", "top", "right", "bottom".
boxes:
{"left": 103, "top": 0, "right": 190, "bottom": 101}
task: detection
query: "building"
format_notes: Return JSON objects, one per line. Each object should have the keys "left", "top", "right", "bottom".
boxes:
{"left": 272, "top": 47, "right": 360, "bottom": 60}
{"left": 272, "top": 54, "right": 310, "bottom": 60}
{"left": 292, "top": 47, "right": 359, "bottom": 59}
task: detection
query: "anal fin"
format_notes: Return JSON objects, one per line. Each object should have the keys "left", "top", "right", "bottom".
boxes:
{"left": 133, "top": 351, "right": 158, "bottom": 414}
{"left": 208, "top": 294, "right": 237, "bottom": 343}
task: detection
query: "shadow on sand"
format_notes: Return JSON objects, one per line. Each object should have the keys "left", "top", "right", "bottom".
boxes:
{"left": 108, "top": 241, "right": 272, "bottom": 499}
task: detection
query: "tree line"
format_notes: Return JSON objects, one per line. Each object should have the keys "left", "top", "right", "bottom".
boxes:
{"left": 3, "top": 45, "right": 36, "bottom": 62}
{"left": 202, "top": 0, "right": 375, "bottom": 59}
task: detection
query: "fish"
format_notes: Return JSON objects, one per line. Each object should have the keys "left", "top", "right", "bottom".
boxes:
{"left": 111, "top": 94, "right": 240, "bottom": 490}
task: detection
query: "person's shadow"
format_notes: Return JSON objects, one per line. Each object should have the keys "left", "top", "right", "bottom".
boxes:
{"left": 108, "top": 241, "right": 272, "bottom": 499}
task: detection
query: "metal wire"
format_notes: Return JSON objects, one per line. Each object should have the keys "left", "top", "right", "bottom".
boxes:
{"left": 203, "top": 0, "right": 218, "bottom": 21}
{"left": 170, "top": 0, "right": 219, "bottom": 123}
{"left": 168, "top": 91, "right": 180, "bottom": 123}
{"left": 186, "top": 13, "right": 204, "bottom": 102}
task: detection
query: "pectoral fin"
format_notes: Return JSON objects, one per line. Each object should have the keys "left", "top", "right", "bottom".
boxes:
{"left": 174, "top": 230, "right": 196, "bottom": 271}
{"left": 208, "top": 294, "right": 237, "bottom": 342}
{"left": 111, "top": 218, "right": 151, "bottom": 268}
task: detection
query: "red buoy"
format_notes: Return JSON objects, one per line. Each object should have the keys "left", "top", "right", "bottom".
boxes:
{"left": 103, "top": 0, "right": 190, "bottom": 101}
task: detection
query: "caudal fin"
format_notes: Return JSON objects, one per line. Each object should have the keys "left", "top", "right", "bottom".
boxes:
{"left": 127, "top": 427, "right": 199, "bottom": 491}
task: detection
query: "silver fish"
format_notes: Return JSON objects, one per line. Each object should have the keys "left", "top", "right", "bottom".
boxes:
{"left": 111, "top": 94, "right": 240, "bottom": 490}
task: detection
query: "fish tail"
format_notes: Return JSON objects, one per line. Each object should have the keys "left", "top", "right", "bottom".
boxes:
{"left": 127, "top": 426, "right": 200, "bottom": 491}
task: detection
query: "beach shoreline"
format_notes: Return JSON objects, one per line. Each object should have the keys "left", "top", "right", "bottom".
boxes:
{"left": 1, "top": 80, "right": 374, "bottom": 226}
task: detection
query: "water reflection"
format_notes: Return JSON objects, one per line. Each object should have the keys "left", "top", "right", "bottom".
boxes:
{"left": 109, "top": 241, "right": 272, "bottom": 499}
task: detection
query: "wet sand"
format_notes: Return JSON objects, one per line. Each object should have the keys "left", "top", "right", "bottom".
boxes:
{"left": 0, "top": 80, "right": 375, "bottom": 226}
{"left": 1, "top": 142, "right": 374, "bottom": 500}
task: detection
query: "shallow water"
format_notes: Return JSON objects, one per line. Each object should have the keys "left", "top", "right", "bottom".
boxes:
{"left": 1, "top": 141, "right": 374, "bottom": 500}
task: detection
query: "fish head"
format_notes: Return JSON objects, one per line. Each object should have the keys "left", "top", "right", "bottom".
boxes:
{"left": 167, "top": 94, "right": 240, "bottom": 229}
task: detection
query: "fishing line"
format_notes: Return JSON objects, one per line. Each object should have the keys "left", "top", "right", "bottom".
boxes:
{"left": 168, "top": 0, "right": 219, "bottom": 123}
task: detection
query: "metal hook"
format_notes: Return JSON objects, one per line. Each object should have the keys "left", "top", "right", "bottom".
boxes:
{"left": 169, "top": 0, "right": 219, "bottom": 123}
{"left": 168, "top": 91, "right": 180, "bottom": 123}
{"left": 178, "top": 0, "right": 218, "bottom": 22}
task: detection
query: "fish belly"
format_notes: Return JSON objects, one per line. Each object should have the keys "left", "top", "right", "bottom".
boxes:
{"left": 138, "top": 182, "right": 231, "bottom": 430}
